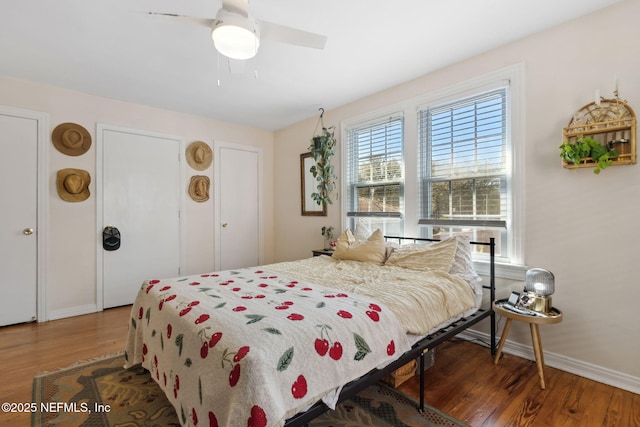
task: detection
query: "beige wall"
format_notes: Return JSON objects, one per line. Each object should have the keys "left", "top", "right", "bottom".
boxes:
{"left": 274, "top": 1, "right": 640, "bottom": 389}
{"left": 0, "top": 75, "right": 275, "bottom": 318}
{"left": 2, "top": 0, "right": 637, "bottom": 393}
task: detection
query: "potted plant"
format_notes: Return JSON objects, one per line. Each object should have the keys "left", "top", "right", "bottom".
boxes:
{"left": 559, "top": 135, "right": 618, "bottom": 174}
{"left": 321, "top": 226, "right": 335, "bottom": 250}
{"left": 309, "top": 126, "right": 338, "bottom": 205}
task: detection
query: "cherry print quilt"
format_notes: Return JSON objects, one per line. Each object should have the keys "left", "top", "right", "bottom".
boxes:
{"left": 125, "top": 266, "right": 411, "bottom": 427}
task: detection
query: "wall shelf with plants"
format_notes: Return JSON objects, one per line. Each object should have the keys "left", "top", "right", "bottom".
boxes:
{"left": 560, "top": 95, "right": 636, "bottom": 174}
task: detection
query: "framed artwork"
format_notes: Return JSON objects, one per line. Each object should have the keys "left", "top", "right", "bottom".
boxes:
{"left": 300, "top": 152, "right": 327, "bottom": 216}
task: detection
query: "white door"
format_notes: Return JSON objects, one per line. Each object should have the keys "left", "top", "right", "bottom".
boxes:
{"left": 0, "top": 111, "right": 38, "bottom": 325}
{"left": 99, "top": 126, "right": 182, "bottom": 308}
{"left": 216, "top": 144, "right": 262, "bottom": 270}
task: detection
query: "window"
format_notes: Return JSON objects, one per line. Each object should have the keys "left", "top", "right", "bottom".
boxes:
{"left": 345, "top": 115, "right": 404, "bottom": 235}
{"left": 419, "top": 88, "right": 509, "bottom": 258}
{"left": 341, "top": 64, "right": 524, "bottom": 269}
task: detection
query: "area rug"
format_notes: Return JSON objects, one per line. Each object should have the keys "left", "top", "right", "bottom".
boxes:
{"left": 32, "top": 353, "right": 468, "bottom": 427}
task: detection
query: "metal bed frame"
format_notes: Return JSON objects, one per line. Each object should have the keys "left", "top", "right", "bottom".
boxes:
{"left": 285, "top": 236, "right": 497, "bottom": 426}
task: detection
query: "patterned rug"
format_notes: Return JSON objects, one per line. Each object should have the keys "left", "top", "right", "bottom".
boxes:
{"left": 32, "top": 353, "right": 468, "bottom": 427}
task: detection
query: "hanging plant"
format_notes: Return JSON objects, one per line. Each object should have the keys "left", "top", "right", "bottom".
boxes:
{"left": 308, "top": 110, "right": 338, "bottom": 205}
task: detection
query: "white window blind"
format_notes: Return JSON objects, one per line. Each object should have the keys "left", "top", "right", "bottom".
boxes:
{"left": 419, "top": 88, "right": 508, "bottom": 229}
{"left": 345, "top": 115, "right": 404, "bottom": 233}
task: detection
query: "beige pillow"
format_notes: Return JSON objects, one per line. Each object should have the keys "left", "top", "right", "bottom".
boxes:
{"left": 385, "top": 237, "right": 458, "bottom": 272}
{"left": 332, "top": 228, "right": 386, "bottom": 265}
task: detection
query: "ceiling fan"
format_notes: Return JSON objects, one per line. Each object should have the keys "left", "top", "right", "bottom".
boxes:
{"left": 150, "top": 0, "right": 327, "bottom": 60}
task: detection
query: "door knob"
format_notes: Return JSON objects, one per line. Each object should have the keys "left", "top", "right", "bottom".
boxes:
{"left": 222, "top": 223, "right": 228, "bottom": 228}
{"left": 23, "top": 228, "right": 34, "bottom": 235}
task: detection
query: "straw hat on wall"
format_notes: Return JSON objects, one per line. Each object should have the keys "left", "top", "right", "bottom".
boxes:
{"left": 57, "top": 168, "right": 91, "bottom": 202}
{"left": 189, "top": 175, "right": 210, "bottom": 202}
{"left": 52, "top": 123, "right": 92, "bottom": 156}
{"left": 186, "top": 141, "right": 212, "bottom": 171}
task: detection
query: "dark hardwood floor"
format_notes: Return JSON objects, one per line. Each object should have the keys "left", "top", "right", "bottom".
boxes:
{"left": 1, "top": 306, "right": 638, "bottom": 426}
{"left": 398, "top": 339, "right": 640, "bottom": 426}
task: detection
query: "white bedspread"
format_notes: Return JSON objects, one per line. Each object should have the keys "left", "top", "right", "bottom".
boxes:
{"left": 266, "top": 256, "right": 477, "bottom": 335}
{"left": 124, "top": 265, "right": 412, "bottom": 427}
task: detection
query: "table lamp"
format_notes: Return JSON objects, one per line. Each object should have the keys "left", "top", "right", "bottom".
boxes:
{"left": 524, "top": 268, "right": 555, "bottom": 313}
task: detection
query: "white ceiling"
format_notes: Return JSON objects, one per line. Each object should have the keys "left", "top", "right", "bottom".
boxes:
{"left": 0, "top": 0, "right": 623, "bottom": 131}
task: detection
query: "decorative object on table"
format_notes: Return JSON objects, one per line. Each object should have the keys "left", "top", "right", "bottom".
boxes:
{"left": 32, "top": 353, "right": 469, "bottom": 427}
{"left": 321, "top": 225, "right": 335, "bottom": 250}
{"left": 56, "top": 168, "right": 91, "bottom": 202}
{"left": 186, "top": 141, "right": 212, "bottom": 171}
{"left": 308, "top": 108, "right": 337, "bottom": 206}
{"left": 522, "top": 268, "right": 555, "bottom": 313}
{"left": 188, "top": 175, "right": 210, "bottom": 202}
{"left": 52, "top": 122, "right": 92, "bottom": 156}
{"left": 560, "top": 86, "right": 636, "bottom": 173}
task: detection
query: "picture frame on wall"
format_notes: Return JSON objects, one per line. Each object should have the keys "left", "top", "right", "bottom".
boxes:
{"left": 300, "top": 152, "right": 327, "bottom": 216}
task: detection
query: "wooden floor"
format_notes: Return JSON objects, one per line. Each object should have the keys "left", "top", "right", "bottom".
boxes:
{"left": 1, "top": 306, "right": 639, "bottom": 427}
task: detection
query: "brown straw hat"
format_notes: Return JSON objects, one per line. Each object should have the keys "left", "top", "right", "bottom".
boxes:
{"left": 189, "top": 175, "right": 210, "bottom": 202}
{"left": 186, "top": 141, "right": 212, "bottom": 171}
{"left": 57, "top": 168, "right": 91, "bottom": 202}
{"left": 52, "top": 123, "right": 92, "bottom": 156}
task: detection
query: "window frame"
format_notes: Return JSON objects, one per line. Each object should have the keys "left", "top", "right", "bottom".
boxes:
{"left": 342, "top": 112, "right": 405, "bottom": 235}
{"left": 418, "top": 86, "right": 509, "bottom": 261}
{"left": 341, "top": 64, "right": 525, "bottom": 276}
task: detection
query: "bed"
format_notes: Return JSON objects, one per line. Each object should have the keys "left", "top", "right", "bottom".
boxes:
{"left": 124, "top": 232, "right": 496, "bottom": 427}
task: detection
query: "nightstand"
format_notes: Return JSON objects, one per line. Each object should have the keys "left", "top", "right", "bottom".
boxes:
{"left": 312, "top": 249, "right": 334, "bottom": 257}
{"left": 493, "top": 300, "right": 563, "bottom": 389}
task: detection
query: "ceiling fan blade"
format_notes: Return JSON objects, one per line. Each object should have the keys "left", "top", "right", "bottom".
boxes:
{"left": 146, "top": 12, "right": 214, "bottom": 28}
{"left": 222, "top": 0, "right": 249, "bottom": 17}
{"left": 259, "top": 20, "right": 327, "bottom": 50}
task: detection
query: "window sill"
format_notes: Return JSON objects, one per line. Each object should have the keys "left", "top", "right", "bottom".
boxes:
{"left": 474, "top": 260, "right": 527, "bottom": 281}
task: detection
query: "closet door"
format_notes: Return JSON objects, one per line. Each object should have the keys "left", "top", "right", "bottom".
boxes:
{"left": 0, "top": 111, "right": 38, "bottom": 325}
{"left": 99, "top": 125, "right": 182, "bottom": 308}
{"left": 216, "top": 143, "right": 262, "bottom": 270}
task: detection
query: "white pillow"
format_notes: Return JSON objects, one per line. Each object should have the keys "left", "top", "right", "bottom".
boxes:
{"left": 353, "top": 222, "right": 372, "bottom": 241}
{"left": 385, "top": 237, "right": 458, "bottom": 272}
{"left": 449, "top": 235, "right": 483, "bottom": 294}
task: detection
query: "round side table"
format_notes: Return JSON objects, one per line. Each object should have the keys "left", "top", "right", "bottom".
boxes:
{"left": 493, "top": 300, "right": 562, "bottom": 389}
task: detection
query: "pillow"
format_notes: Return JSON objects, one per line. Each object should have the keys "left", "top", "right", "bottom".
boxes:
{"left": 449, "top": 235, "right": 483, "bottom": 293}
{"left": 332, "top": 228, "right": 386, "bottom": 264}
{"left": 385, "top": 237, "right": 458, "bottom": 272}
{"left": 351, "top": 223, "right": 397, "bottom": 261}
{"left": 383, "top": 240, "right": 401, "bottom": 262}
{"left": 353, "top": 222, "right": 372, "bottom": 241}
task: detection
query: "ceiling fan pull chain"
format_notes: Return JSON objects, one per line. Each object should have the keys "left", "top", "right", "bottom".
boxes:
{"left": 217, "top": 52, "right": 222, "bottom": 87}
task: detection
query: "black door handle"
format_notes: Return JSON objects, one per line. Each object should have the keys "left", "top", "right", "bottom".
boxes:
{"left": 103, "top": 225, "right": 121, "bottom": 251}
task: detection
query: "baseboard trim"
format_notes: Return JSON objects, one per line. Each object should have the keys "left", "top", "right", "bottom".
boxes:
{"left": 47, "top": 304, "right": 99, "bottom": 321}
{"left": 458, "top": 329, "right": 640, "bottom": 395}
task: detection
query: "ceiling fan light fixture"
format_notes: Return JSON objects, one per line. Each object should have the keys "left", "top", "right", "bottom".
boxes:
{"left": 211, "top": 10, "right": 260, "bottom": 60}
